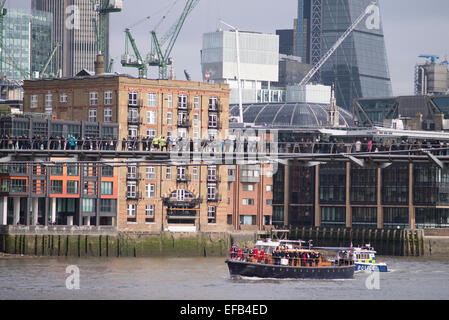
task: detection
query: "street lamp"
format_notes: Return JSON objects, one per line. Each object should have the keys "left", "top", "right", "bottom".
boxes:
{"left": 219, "top": 20, "right": 243, "bottom": 124}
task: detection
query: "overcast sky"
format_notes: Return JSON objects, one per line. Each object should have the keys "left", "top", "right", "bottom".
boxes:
{"left": 7, "top": 0, "right": 449, "bottom": 96}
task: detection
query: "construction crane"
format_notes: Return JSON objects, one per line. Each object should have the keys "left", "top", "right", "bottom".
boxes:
{"left": 38, "top": 43, "right": 60, "bottom": 79}
{"left": 121, "top": 28, "right": 148, "bottom": 78}
{"left": 418, "top": 55, "right": 440, "bottom": 64}
{"left": 0, "top": 0, "right": 7, "bottom": 75}
{"left": 92, "top": 0, "right": 122, "bottom": 69}
{"left": 299, "top": 1, "right": 377, "bottom": 86}
{"left": 149, "top": 0, "right": 200, "bottom": 80}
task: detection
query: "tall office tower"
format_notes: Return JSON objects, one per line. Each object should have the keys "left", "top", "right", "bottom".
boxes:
{"left": 1, "top": 9, "right": 53, "bottom": 80}
{"left": 31, "top": 0, "right": 108, "bottom": 77}
{"left": 296, "top": 0, "right": 392, "bottom": 111}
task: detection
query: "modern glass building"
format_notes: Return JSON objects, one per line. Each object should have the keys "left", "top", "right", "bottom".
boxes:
{"left": 32, "top": 0, "right": 105, "bottom": 77}
{"left": 296, "top": 0, "right": 393, "bottom": 111}
{"left": 1, "top": 9, "right": 53, "bottom": 80}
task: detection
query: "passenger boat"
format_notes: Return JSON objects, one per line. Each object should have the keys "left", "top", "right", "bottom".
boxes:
{"left": 226, "top": 239, "right": 355, "bottom": 280}
{"left": 353, "top": 244, "right": 388, "bottom": 272}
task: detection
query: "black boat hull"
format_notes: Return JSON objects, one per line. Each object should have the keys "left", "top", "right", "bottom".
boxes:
{"left": 226, "top": 260, "right": 354, "bottom": 279}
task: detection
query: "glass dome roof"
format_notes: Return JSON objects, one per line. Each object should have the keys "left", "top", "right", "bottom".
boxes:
{"left": 229, "top": 103, "right": 355, "bottom": 128}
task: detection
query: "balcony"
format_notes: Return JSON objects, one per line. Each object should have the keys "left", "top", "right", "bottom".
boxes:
{"left": 208, "top": 122, "right": 221, "bottom": 130}
{"left": 163, "top": 196, "right": 201, "bottom": 208}
{"left": 208, "top": 104, "right": 221, "bottom": 113}
{"left": 207, "top": 194, "right": 221, "bottom": 203}
{"left": 177, "top": 120, "right": 191, "bottom": 128}
{"left": 127, "top": 117, "right": 142, "bottom": 126}
{"left": 126, "top": 191, "right": 142, "bottom": 201}
{"left": 176, "top": 174, "right": 190, "bottom": 184}
{"left": 127, "top": 172, "right": 141, "bottom": 180}
{"left": 177, "top": 102, "right": 191, "bottom": 111}
{"left": 207, "top": 175, "right": 220, "bottom": 183}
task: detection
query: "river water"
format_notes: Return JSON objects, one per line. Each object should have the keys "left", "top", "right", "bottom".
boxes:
{"left": 1, "top": 255, "right": 449, "bottom": 300}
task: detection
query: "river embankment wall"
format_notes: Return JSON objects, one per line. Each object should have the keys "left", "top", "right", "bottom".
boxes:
{"left": 1, "top": 226, "right": 448, "bottom": 257}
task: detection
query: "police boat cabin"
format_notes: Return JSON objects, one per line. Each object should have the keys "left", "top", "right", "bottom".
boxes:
{"left": 226, "top": 239, "right": 355, "bottom": 280}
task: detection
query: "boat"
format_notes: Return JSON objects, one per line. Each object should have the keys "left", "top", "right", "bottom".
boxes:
{"left": 352, "top": 244, "right": 388, "bottom": 272}
{"left": 226, "top": 239, "right": 355, "bottom": 280}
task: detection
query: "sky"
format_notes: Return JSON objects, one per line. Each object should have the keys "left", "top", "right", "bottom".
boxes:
{"left": 7, "top": 0, "right": 449, "bottom": 96}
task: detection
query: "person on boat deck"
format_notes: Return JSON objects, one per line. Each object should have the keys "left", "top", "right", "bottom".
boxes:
{"left": 260, "top": 249, "right": 265, "bottom": 264}
{"left": 238, "top": 247, "right": 242, "bottom": 261}
{"left": 254, "top": 248, "right": 258, "bottom": 262}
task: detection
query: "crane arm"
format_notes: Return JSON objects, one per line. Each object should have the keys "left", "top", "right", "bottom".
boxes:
{"left": 299, "top": 1, "right": 377, "bottom": 86}
{"left": 125, "top": 29, "right": 145, "bottom": 64}
{"left": 39, "top": 43, "right": 60, "bottom": 77}
{"left": 163, "top": 0, "right": 200, "bottom": 59}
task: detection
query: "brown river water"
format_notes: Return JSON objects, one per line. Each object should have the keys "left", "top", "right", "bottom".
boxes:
{"left": 1, "top": 255, "right": 449, "bottom": 300}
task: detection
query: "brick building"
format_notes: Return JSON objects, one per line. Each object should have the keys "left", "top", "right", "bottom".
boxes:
{"left": 21, "top": 60, "right": 233, "bottom": 233}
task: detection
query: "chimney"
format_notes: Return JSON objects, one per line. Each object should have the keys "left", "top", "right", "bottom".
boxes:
{"left": 95, "top": 54, "right": 105, "bottom": 75}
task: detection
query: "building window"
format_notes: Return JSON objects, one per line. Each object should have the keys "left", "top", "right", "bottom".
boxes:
{"left": 240, "top": 215, "right": 255, "bottom": 225}
{"left": 146, "top": 166, "right": 156, "bottom": 180}
{"left": 167, "top": 94, "right": 173, "bottom": 108}
{"left": 148, "top": 93, "right": 157, "bottom": 107}
{"left": 127, "top": 181, "right": 137, "bottom": 198}
{"left": 194, "top": 96, "right": 199, "bottom": 109}
{"left": 129, "top": 91, "right": 138, "bottom": 106}
{"left": 50, "top": 165, "right": 63, "bottom": 176}
{"left": 208, "top": 114, "right": 218, "bottom": 128}
{"left": 45, "top": 94, "right": 52, "bottom": 114}
{"left": 67, "top": 181, "right": 79, "bottom": 194}
{"left": 167, "top": 112, "right": 172, "bottom": 125}
{"left": 89, "top": 92, "right": 98, "bottom": 106}
{"left": 321, "top": 207, "right": 346, "bottom": 227}
{"left": 104, "top": 108, "right": 112, "bottom": 122}
{"left": 127, "top": 204, "right": 136, "bottom": 222}
{"left": 208, "top": 206, "right": 216, "bottom": 224}
{"left": 207, "top": 166, "right": 217, "bottom": 181}
{"left": 30, "top": 94, "right": 38, "bottom": 108}
{"left": 242, "top": 198, "right": 254, "bottom": 206}
{"left": 166, "top": 167, "right": 172, "bottom": 180}
{"left": 146, "top": 183, "right": 155, "bottom": 198}
{"left": 147, "top": 111, "right": 156, "bottom": 124}
{"left": 67, "top": 165, "right": 79, "bottom": 176}
{"left": 83, "top": 181, "right": 97, "bottom": 196}
{"left": 145, "top": 204, "right": 155, "bottom": 223}
{"left": 192, "top": 167, "right": 198, "bottom": 181}
{"left": 193, "top": 113, "right": 199, "bottom": 127}
{"left": 100, "top": 199, "right": 116, "bottom": 213}
{"left": 266, "top": 185, "right": 272, "bottom": 192}
{"left": 178, "top": 94, "right": 188, "bottom": 109}
{"left": 147, "top": 129, "right": 156, "bottom": 138}
{"left": 50, "top": 180, "right": 63, "bottom": 194}
{"left": 104, "top": 91, "right": 113, "bottom": 105}
{"left": 60, "top": 93, "right": 68, "bottom": 103}
{"left": 101, "top": 181, "right": 113, "bottom": 195}
{"left": 128, "top": 126, "right": 138, "bottom": 138}
{"left": 207, "top": 184, "right": 217, "bottom": 201}
{"left": 209, "top": 96, "right": 218, "bottom": 110}
{"left": 88, "top": 109, "right": 97, "bottom": 122}
{"left": 242, "top": 184, "right": 254, "bottom": 191}
{"left": 83, "top": 199, "right": 96, "bottom": 213}
{"left": 102, "top": 166, "right": 113, "bottom": 177}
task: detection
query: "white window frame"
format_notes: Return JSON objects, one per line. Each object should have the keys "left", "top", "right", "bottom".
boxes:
{"left": 147, "top": 93, "right": 157, "bottom": 107}
{"left": 60, "top": 93, "right": 68, "bottom": 103}
{"left": 145, "top": 204, "right": 155, "bottom": 217}
{"left": 194, "top": 95, "right": 200, "bottom": 109}
{"left": 88, "top": 109, "right": 97, "bottom": 122}
{"left": 30, "top": 94, "right": 38, "bottom": 108}
{"left": 178, "top": 94, "right": 188, "bottom": 109}
{"left": 166, "top": 167, "right": 172, "bottom": 180}
{"left": 129, "top": 91, "right": 138, "bottom": 106}
{"left": 127, "top": 181, "right": 137, "bottom": 198}
{"left": 89, "top": 92, "right": 98, "bottom": 106}
{"left": 208, "top": 206, "right": 216, "bottom": 223}
{"left": 127, "top": 204, "right": 136, "bottom": 216}
{"left": 192, "top": 167, "right": 198, "bottom": 181}
{"left": 207, "top": 184, "right": 217, "bottom": 201}
{"left": 167, "top": 112, "right": 172, "bottom": 125}
{"left": 167, "top": 94, "right": 173, "bottom": 108}
{"left": 104, "top": 108, "right": 112, "bottom": 123}
{"left": 146, "top": 166, "right": 156, "bottom": 180}
{"left": 193, "top": 113, "right": 199, "bottom": 127}
{"left": 128, "top": 126, "right": 138, "bottom": 138}
{"left": 146, "top": 110, "right": 156, "bottom": 125}
{"left": 104, "top": 91, "right": 113, "bottom": 105}
{"left": 146, "top": 129, "right": 156, "bottom": 138}
{"left": 45, "top": 93, "right": 52, "bottom": 114}
{"left": 146, "top": 183, "right": 155, "bottom": 198}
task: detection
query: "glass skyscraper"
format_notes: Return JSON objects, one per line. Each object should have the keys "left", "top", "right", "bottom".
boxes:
{"left": 296, "top": 0, "right": 392, "bottom": 111}
{"left": 1, "top": 9, "right": 53, "bottom": 80}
